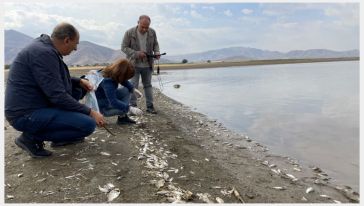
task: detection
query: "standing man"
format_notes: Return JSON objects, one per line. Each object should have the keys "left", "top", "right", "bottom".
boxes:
{"left": 122, "top": 15, "right": 160, "bottom": 114}
{"left": 5, "top": 22, "right": 105, "bottom": 158}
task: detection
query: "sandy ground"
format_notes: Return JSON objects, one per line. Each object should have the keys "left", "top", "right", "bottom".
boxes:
{"left": 4, "top": 86, "right": 360, "bottom": 203}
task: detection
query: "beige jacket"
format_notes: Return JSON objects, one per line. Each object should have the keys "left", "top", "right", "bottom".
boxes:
{"left": 121, "top": 26, "right": 160, "bottom": 68}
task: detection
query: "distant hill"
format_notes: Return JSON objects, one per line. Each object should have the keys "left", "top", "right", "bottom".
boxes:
{"left": 166, "top": 46, "right": 359, "bottom": 63}
{"left": 4, "top": 30, "right": 125, "bottom": 65}
{"left": 5, "top": 30, "right": 34, "bottom": 64}
{"left": 63, "top": 41, "right": 124, "bottom": 66}
{"left": 5, "top": 30, "right": 359, "bottom": 65}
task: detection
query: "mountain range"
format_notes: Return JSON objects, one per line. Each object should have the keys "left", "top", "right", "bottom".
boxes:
{"left": 4, "top": 29, "right": 359, "bottom": 66}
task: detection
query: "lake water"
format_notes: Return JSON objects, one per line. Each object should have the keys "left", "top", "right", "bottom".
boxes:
{"left": 154, "top": 61, "right": 359, "bottom": 191}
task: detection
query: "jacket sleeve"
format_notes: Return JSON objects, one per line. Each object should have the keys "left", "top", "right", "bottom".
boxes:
{"left": 31, "top": 52, "right": 91, "bottom": 115}
{"left": 71, "top": 77, "right": 81, "bottom": 87}
{"left": 152, "top": 29, "right": 160, "bottom": 53}
{"left": 121, "top": 80, "right": 134, "bottom": 93}
{"left": 101, "top": 79, "right": 129, "bottom": 113}
{"left": 121, "top": 30, "right": 137, "bottom": 60}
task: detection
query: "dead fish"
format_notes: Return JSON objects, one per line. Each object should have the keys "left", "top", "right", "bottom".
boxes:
{"left": 17, "top": 173, "right": 23, "bottom": 178}
{"left": 320, "top": 194, "right": 331, "bottom": 199}
{"left": 271, "top": 169, "right": 281, "bottom": 175}
{"left": 216, "top": 197, "right": 224, "bottom": 203}
{"left": 100, "top": 152, "right": 111, "bottom": 156}
{"left": 262, "top": 160, "right": 269, "bottom": 166}
{"left": 221, "top": 189, "right": 233, "bottom": 196}
{"left": 286, "top": 174, "right": 298, "bottom": 181}
{"left": 36, "top": 178, "right": 47, "bottom": 182}
{"left": 232, "top": 187, "right": 245, "bottom": 203}
{"left": 157, "top": 190, "right": 170, "bottom": 195}
{"left": 293, "top": 167, "right": 302, "bottom": 172}
{"left": 6, "top": 195, "right": 14, "bottom": 199}
{"left": 111, "top": 162, "right": 118, "bottom": 166}
{"left": 333, "top": 200, "right": 342, "bottom": 203}
{"left": 312, "top": 167, "right": 323, "bottom": 173}
{"left": 272, "top": 186, "right": 286, "bottom": 190}
{"left": 212, "top": 186, "right": 223, "bottom": 189}
{"left": 98, "top": 183, "right": 115, "bottom": 193}
{"left": 155, "top": 179, "right": 165, "bottom": 189}
{"left": 107, "top": 188, "right": 120, "bottom": 202}
{"left": 197, "top": 193, "right": 214, "bottom": 203}
{"left": 306, "top": 187, "right": 314, "bottom": 194}
{"left": 301, "top": 196, "right": 308, "bottom": 201}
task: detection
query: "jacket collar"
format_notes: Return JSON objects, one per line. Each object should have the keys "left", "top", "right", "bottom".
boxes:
{"left": 38, "top": 34, "right": 63, "bottom": 58}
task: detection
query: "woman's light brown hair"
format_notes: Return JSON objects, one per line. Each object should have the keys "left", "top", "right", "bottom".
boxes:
{"left": 102, "top": 58, "right": 135, "bottom": 84}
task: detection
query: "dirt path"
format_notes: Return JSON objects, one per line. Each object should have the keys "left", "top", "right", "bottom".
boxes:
{"left": 4, "top": 89, "right": 359, "bottom": 203}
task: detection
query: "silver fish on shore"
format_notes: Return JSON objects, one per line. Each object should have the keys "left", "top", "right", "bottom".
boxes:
{"left": 320, "top": 194, "right": 331, "bottom": 199}
{"left": 107, "top": 188, "right": 120, "bottom": 202}
{"left": 216, "top": 197, "right": 224, "bottom": 203}
{"left": 272, "top": 186, "right": 286, "bottom": 190}
{"left": 197, "top": 193, "right": 214, "bottom": 203}
{"left": 232, "top": 187, "right": 245, "bottom": 203}
{"left": 100, "top": 152, "right": 111, "bottom": 156}
{"left": 306, "top": 187, "right": 314, "bottom": 194}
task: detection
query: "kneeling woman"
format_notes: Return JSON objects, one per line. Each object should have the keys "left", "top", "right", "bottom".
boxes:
{"left": 95, "top": 58, "right": 142, "bottom": 124}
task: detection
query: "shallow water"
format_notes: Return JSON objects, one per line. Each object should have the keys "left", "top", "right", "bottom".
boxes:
{"left": 155, "top": 61, "right": 359, "bottom": 191}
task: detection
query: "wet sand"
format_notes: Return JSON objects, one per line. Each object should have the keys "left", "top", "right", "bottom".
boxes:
{"left": 4, "top": 87, "right": 360, "bottom": 203}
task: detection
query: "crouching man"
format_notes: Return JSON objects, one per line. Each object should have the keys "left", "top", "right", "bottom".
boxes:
{"left": 5, "top": 22, "right": 105, "bottom": 158}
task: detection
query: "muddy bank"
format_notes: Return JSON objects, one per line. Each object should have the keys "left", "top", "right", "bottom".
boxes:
{"left": 4, "top": 89, "right": 359, "bottom": 203}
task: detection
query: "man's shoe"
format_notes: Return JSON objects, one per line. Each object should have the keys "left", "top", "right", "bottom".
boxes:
{"left": 15, "top": 135, "right": 52, "bottom": 158}
{"left": 146, "top": 106, "right": 157, "bottom": 114}
{"left": 51, "top": 138, "right": 85, "bottom": 147}
{"left": 117, "top": 115, "right": 136, "bottom": 125}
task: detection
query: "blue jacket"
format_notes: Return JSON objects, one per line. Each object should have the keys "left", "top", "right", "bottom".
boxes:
{"left": 5, "top": 34, "right": 90, "bottom": 122}
{"left": 95, "top": 78, "right": 134, "bottom": 114}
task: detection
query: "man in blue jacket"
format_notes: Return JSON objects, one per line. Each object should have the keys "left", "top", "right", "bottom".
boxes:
{"left": 5, "top": 22, "right": 105, "bottom": 158}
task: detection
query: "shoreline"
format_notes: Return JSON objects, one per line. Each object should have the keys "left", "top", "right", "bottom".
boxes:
{"left": 4, "top": 86, "right": 359, "bottom": 203}
{"left": 63, "top": 57, "right": 359, "bottom": 72}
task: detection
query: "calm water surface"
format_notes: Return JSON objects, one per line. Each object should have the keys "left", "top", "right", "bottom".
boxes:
{"left": 155, "top": 61, "right": 359, "bottom": 191}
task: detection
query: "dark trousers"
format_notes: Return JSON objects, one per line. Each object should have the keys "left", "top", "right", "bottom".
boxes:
{"left": 11, "top": 87, "right": 95, "bottom": 143}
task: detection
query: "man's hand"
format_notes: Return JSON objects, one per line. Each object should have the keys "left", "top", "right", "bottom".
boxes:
{"left": 155, "top": 52, "right": 160, "bottom": 60}
{"left": 137, "top": 51, "right": 147, "bottom": 59}
{"left": 90, "top": 109, "right": 105, "bottom": 127}
{"left": 80, "top": 78, "right": 93, "bottom": 92}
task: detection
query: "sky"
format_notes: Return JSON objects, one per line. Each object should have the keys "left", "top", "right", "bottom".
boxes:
{"left": 2, "top": 1, "right": 360, "bottom": 55}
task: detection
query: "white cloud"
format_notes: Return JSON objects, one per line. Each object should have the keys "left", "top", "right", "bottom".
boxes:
{"left": 202, "top": 6, "right": 215, "bottom": 11}
{"left": 3, "top": 3, "right": 359, "bottom": 54}
{"left": 190, "top": 10, "right": 203, "bottom": 19}
{"left": 241, "top": 8, "right": 253, "bottom": 15}
{"left": 223, "top": 10, "right": 233, "bottom": 17}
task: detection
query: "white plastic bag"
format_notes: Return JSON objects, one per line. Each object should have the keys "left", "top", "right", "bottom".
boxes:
{"left": 84, "top": 70, "right": 104, "bottom": 112}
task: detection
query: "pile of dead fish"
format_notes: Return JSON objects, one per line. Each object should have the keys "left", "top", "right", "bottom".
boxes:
{"left": 131, "top": 126, "right": 246, "bottom": 203}
{"left": 98, "top": 183, "right": 120, "bottom": 202}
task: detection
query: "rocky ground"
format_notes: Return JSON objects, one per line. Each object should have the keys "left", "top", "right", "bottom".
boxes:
{"left": 4, "top": 87, "right": 360, "bottom": 203}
